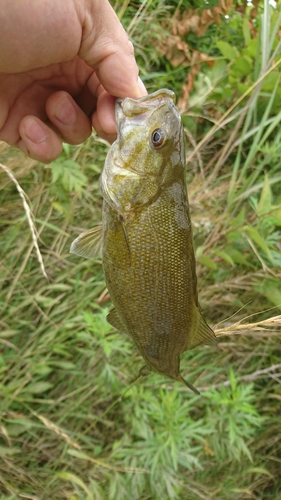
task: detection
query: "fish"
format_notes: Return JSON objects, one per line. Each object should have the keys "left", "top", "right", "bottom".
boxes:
{"left": 70, "top": 89, "right": 217, "bottom": 395}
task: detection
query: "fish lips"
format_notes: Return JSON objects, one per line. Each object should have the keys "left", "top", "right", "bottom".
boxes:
{"left": 115, "top": 88, "right": 176, "bottom": 130}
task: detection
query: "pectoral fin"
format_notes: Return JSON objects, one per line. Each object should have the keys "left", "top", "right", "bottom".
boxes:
{"left": 139, "top": 364, "right": 153, "bottom": 377}
{"left": 70, "top": 225, "right": 103, "bottom": 259}
{"left": 188, "top": 309, "right": 217, "bottom": 350}
{"left": 180, "top": 376, "right": 200, "bottom": 395}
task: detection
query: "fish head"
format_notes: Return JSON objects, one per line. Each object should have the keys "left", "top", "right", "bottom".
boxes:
{"left": 115, "top": 89, "right": 184, "bottom": 175}
{"left": 100, "top": 89, "right": 186, "bottom": 213}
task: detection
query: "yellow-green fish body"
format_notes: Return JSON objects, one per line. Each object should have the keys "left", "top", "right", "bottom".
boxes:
{"left": 71, "top": 89, "right": 216, "bottom": 394}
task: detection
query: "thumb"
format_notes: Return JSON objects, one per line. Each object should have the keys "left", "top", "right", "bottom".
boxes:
{"left": 78, "top": 0, "right": 146, "bottom": 98}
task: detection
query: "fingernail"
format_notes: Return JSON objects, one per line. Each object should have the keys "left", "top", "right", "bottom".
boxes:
{"left": 25, "top": 118, "right": 47, "bottom": 143}
{"left": 55, "top": 97, "right": 76, "bottom": 125}
{"left": 138, "top": 76, "right": 147, "bottom": 95}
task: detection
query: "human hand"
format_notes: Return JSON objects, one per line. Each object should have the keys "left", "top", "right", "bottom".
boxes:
{"left": 0, "top": 0, "right": 146, "bottom": 162}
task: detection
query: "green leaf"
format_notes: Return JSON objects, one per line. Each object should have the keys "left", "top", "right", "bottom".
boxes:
{"left": 271, "top": 206, "right": 281, "bottom": 226}
{"left": 270, "top": 250, "right": 281, "bottom": 267}
{"left": 50, "top": 159, "right": 88, "bottom": 196}
{"left": 256, "top": 281, "right": 281, "bottom": 309}
{"left": 197, "top": 254, "right": 217, "bottom": 270}
{"left": 56, "top": 472, "right": 93, "bottom": 499}
{"left": 26, "top": 382, "right": 54, "bottom": 394}
{"left": 227, "top": 230, "right": 242, "bottom": 244}
{"left": 242, "top": 17, "right": 251, "bottom": 45}
{"left": 243, "top": 225, "right": 271, "bottom": 257}
{"left": 229, "top": 367, "right": 237, "bottom": 392}
{"left": 261, "top": 71, "right": 280, "bottom": 92}
{"left": 224, "top": 247, "right": 251, "bottom": 267}
{"left": 247, "top": 466, "right": 274, "bottom": 479}
{"left": 216, "top": 41, "right": 239, "bottom": 61}
{"left": 51, "top": 201, "right": 65, "bottom": 214}
{"left": 50, "top": 361, "right": 76, "bottom": 370}
{"left": 210, "top": 59, "right": 228, "bottom": 82}
{"left": 6, "top": 418, "right": 33, "bottom": 436}
{"left": 230, "top": 208, "right": 245, "bottom": 229}
{"left": 33, "top": 294, "right": 55, "bottom": 307}
{"left": 66, "top": 449, "right": 118, "bottom": 470}
{"left": 257, "top": 175, "right": 272, "bottom": 216}
{"left": 0, "top": 446, "right": 19, "bottom": 456}
{"left": 62, "top": 142, "right": 71, "bottom": 156}
{"left": 244, "top": 38, "right": 258, "bottom": 58}
{"left": 231, "top": 56, "right": 252, "bottom": 78}
{"left": 213, "top": 249, "right": 235, "bottom": 266}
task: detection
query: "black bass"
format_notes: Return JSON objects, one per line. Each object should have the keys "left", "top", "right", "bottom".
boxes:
{"left": 71, "top": 89, "right": 217, "bottom": 394}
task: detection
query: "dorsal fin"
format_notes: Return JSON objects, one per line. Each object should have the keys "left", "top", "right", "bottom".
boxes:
{"left": 70, "top": 225, "right": 103, "bottom": 259}
{"left": 188, "top": 309, "right": 217, "bottom": 350}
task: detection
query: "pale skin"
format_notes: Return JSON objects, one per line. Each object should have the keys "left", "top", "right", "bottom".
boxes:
{"left": 0, "top": 0, "right": 147, "bottom": 163}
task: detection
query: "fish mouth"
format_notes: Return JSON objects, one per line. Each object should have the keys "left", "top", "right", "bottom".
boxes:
{"left": 115, "top": 88, "right": 175, "bottom": 126}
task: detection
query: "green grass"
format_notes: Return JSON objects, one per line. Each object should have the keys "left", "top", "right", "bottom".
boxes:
{"left": 1, "top": 1, "right": 281, "bottom": 499}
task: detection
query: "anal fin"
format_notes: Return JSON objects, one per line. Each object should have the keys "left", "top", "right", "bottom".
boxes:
{"left": 107, "top": 308, "right": 130, "bottom": 335}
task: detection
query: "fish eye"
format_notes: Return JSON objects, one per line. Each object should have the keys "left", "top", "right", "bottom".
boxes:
{"left": 151, "top": 128, "right": 165, "bottom": 148}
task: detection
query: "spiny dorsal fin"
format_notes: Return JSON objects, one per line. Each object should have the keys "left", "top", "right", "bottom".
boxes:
{"left": 107, "top": 308, "right": 130, "bottom": 334}
{"left": 188, "top": 309, "right": 217, "bottom": 350}
{"left": 70, "top": 225, "right": 103, "bottom": 259}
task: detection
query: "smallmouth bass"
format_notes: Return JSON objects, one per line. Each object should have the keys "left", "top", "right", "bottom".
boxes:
{"left": 71, "top": 89, "right": 217, "bottom": 394}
